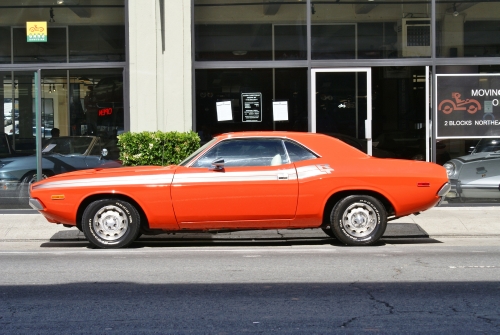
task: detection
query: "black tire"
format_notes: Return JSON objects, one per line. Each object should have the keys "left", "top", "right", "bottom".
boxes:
{"left": 321, "top": 226, "right": 336, "bottom": 238}
{"left": 82, "top": 199, "right": 141, "bottom": 249}
{"left": 330, "top": 195, "right": 387, "bottom": 246}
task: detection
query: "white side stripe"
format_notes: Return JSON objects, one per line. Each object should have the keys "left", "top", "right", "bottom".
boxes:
{"left": 32, "top": 165, "right": 332, "bottom": 190}
{"left": 33, "top": 174, "right": 175, "bottom": 190}
{"left": 296, "top": 164, "right": 334, "bottom": 179}
{"left": 173, "top": 168, "right": 298, "bottom": 183}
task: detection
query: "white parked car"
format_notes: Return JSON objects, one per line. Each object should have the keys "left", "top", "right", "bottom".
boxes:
{"left": 444, "top": 138, "right": 500, "bottom": 203}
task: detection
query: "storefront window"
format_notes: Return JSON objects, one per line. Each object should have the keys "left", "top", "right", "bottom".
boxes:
{"left": 13, "top": 27, "right": 67, "bottom": 63}
{"left": 437, "top": 1, "right": 500, "bottom": 58}
{"left": 436, "top": 65, "right": 500, "bottom": 204}
{"left": 0, "top": 1, "right": 126, "bottom": 210}
{"left": 194, "top": 0, "right": 307, "bottom": 61}
{"left": 1, "top": 1, "right": 125, "bottom": 64}
{"left": 69, "top": 26, "right": 125, "bottom": 62}
{"left": 0, "top": 28, "right": 10, "bottom": 63}
{"left": 195, "top": 68, "right": 307, "bottom": 141}
{"left": 312, "top": 0, "right": 431, "bottom": 59}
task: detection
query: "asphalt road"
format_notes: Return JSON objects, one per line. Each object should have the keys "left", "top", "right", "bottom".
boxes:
{"left": 1, "top": 238, "right": 500, "bottom": 334}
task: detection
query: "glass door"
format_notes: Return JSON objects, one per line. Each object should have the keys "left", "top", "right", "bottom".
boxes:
{"left": 312, "top": 68, "right": 372, "bottom": 155}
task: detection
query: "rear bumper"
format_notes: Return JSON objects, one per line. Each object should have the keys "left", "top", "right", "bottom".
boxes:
{"left": 438, "top": 182, "right": 451, "bottom": 197}
{"left": 28, "top": 198, "right": 44, "bottom": 211}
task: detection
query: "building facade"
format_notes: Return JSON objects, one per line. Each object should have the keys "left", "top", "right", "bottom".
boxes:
{"left": 1, "top": 0, "right": 500, "bottom": 209}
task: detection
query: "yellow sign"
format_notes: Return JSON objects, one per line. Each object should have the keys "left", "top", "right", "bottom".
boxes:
{"left": 26, "top": 22, "right": 47, "bottom": 42}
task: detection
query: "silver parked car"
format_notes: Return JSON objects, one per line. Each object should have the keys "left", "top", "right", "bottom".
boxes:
{"left": 444, "top": 138, "right": 500, "bottom": 203}
{"left": 0, "top": 136, "right": 121, "bottom": 209}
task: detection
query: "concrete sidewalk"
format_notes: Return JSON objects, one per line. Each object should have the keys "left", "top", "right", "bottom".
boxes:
{"left": 0, "top": 206, "right": 498, "bottom": 242}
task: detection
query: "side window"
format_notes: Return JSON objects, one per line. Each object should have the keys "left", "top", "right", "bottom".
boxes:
{"left": 192, "top": 139, "right": 287, "bottom": 168}
{"left": 284, "top": 140, "right": 317, "bottom": 163}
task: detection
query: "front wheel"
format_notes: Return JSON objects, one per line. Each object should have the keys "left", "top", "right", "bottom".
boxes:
{"left": 82, "top": 199, "right": 141, "bottom": 249}
{"left": 330, "top": 195, "right": 387, "bottom": 246}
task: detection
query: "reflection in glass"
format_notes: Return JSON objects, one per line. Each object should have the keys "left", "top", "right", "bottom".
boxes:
{"left": 0, "top": 28, "right": 10, "bottom": 64}
{"left": 13, "top": 28, "right": 67, "bottom": 63}
{"left": 312, "top": 0, "right": 431, "bottom": 59}
{"left": 194, "top": 0, "right": 306, "bottom": 61}
{"left": 437, "top": 1, "right": 500, "bottom": 57}
{"left": 195, "top": 68, "right": 308, "bottom": 141}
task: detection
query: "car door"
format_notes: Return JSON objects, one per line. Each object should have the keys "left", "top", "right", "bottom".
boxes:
{"left": 171, "top": 138, "right": 298, "bottom": 228}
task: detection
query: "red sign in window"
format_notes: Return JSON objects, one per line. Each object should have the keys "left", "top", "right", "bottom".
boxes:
{"left": 98, "top": 108, "right": 113, "bottom": 116}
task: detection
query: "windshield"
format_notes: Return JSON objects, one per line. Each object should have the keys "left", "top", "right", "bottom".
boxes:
{"left": 178, "top": 138, "right": 217, "bottom": 166}
{"left": 42, "top": 137, "right": 93, "bottom": 155}
{"left": 473, "top": 138, "right": 500, "bottom": 153}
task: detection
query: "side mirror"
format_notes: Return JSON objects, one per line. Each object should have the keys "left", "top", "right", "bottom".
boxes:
{"left": 100, "top": 148, "right": 108, "bottom": 160}
{"left": 211, "top": 158, "right": 224, "bottom": 170}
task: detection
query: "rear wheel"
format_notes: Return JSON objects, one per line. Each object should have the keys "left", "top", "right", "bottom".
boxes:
{"left": 82, "top": 199, "right": 141, "bottom": 249}
{"left": 330, "top": 195, "right": 387, "bottom": 246}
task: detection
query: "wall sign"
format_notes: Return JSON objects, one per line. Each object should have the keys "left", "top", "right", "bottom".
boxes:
{"left": 26, "top": 22, "right": 47, "bottom": 42}
{"left": 98, "top": 108, "right": 113, "bottom": 117}
{"left": 436, "top": 74, "right": 500, "bottom": 138}
{"left": 241, "top": 93, "right": 262, "bottom": 122}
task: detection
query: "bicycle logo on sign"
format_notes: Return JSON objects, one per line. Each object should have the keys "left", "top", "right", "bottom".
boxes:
{"left": 29, "top": 25, "right": 44, "bottom": 33}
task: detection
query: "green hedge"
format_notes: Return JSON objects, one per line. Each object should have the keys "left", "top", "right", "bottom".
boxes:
{"left": 117, "top": 131, "right": 200, "bottom": 166}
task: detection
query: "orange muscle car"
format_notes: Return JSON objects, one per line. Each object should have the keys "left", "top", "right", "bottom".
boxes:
{"left": 29, "top": 132, "right": 450, "bottom": 248}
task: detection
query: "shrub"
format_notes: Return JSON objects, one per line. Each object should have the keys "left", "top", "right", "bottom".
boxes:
{"left": 117, "top": 131, "right": 200, "bottom": 166}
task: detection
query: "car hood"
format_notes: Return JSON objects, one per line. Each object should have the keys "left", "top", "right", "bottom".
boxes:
{"left": 0, "top": 153, "right": 74, "bottom": 166}
{"left": 453, "top": 151, "right": 500, "bottom": 163}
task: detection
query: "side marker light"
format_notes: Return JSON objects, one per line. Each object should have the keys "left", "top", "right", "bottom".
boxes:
{"left": 51, "top": 195, "right": 65, "bottom": 200}
{"left": 417, "top": 182, "right": 430, "bottom": 187}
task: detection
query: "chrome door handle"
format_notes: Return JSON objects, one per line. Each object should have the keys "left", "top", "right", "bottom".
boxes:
{"left": 277, "top": 173, "right": 288, "bottom": 180}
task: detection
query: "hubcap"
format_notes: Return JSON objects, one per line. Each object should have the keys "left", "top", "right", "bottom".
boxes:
{"left": 92, "top": 205, "right": 128, "bottom": 241}
{"left": 342, "top": 202, "right": 377, "bottom": 238}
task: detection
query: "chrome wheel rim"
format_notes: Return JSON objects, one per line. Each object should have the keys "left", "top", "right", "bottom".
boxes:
{"left": 342, "top": 202, "right": 377, "bottom": 238}
{"left": 92, "top": 205, "right": 128, "bottom": 241}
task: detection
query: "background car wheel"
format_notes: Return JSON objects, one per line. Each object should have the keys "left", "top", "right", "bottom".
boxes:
{"left": 330, "top": 195, "right": 387, "bottom": 246}
{"left": 18, "top": 171, "right": 52, "bottom": 199}
{"left": 82, "top": 199, "right": 141, "bottom": 249}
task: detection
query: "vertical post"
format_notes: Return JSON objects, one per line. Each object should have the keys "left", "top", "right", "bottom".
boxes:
{"left": 35, "top": 70, "right": 42, "bottom": 181}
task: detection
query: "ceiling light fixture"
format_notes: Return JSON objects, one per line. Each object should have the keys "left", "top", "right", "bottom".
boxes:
{"left": 57, "top": 0, "right": 64, "bottom": 4}
{"left": 453, "top": 3, "right": 459, "bottom": 16}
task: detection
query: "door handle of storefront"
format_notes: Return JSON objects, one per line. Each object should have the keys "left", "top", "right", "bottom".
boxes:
{"left": 365, "top": 119, "right": 371, "bottom": 140}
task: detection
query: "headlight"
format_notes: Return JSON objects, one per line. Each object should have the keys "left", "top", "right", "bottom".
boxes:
{"left": 443, "top": 162, "right": 456, "bottom": 177}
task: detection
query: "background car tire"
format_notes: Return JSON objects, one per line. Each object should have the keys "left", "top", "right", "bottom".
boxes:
{"left": 330, "top": 195, "right": 387, "bottom": 246}
{"left": 82, "top": 199, "right": 141, "bottom": 249}
{"left": 18, "top": 171, "right": 52, "bottom": 199}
